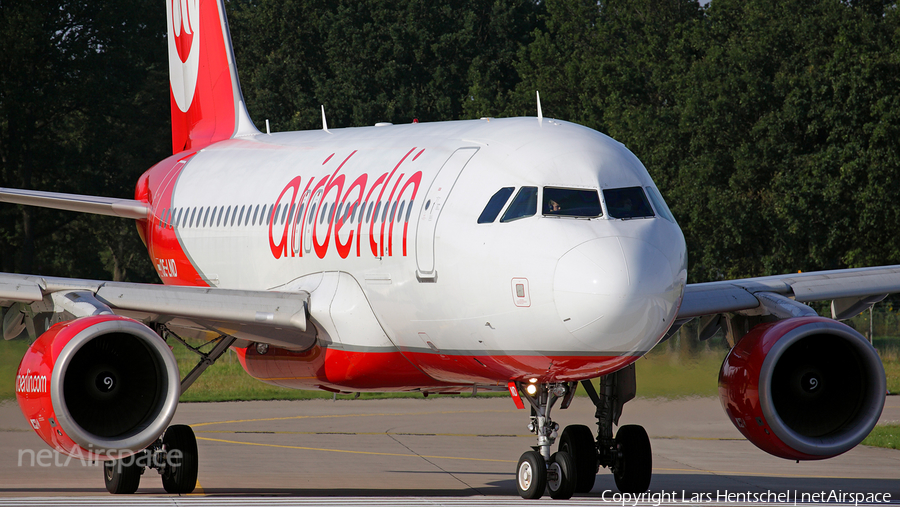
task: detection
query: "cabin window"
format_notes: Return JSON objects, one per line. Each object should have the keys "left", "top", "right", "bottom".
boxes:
{"left": 296, "top": 203, "right": 304, "bottom": 225}
{"left": 328, "top": 202, "right": 335, "bottom": 223}
{"left": 308, "top": 203, "right": 317, "bottom": 224}
{"left": 406, "top": 201, "right": 414, "bottom": 222}
{"left": 478, "top": 187, "right": 514, "bottom": 224}
{"left": 366, "top": 202, "right": 374, "bottom": 223}
{"left": 190, "top": 207, "right": 197, "bottom": 228}
{"left": 500, "top": 187, "right": 538, "bottom": 223}
{"left": 645, "top": 186, "right": 676, "bottom": 223}
{"left": 202, "top": 207, "right": 210, "bottom": 227}
{"left": 389, "top": 202, "right": 397, "bottom": 222}
{"left": 603, "top": 187, "right": 655, "bottom": 219}
{"left": 397, "top": 201, "right": 405, "bottom": 223}
{"left": 542, "top": 187, "right": 602, "bottom": 218}
{"left": 251, "top": 205, "right": 259, "bottom": 226}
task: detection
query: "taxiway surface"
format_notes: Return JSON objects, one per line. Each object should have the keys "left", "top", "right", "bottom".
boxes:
{"left": 1, "top": 395, "right": 898, "bottom": 502}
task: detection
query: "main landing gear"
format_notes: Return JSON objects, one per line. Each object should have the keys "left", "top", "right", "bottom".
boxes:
{"left": 104, "top": 326, "right": 230, "bottom": 494}
{"left": 104, "top": 424, "right": 199, "bottom": 494}
{"left": 513, "top": 364, "right": 651, "bottom": 500}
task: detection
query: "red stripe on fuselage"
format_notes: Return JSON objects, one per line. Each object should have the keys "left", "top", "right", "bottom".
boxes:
{"left": 236, "top": 343, "right": 640, "bottom": 390}
{"left": 142, "top": 152, "right": 210, "bottom": 287}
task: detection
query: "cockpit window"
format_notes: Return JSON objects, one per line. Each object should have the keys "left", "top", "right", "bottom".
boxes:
{"left": 478, "top": 187, "right": 515, "bottom": 224}
{"left": 645, "top": 186, "right": 676, "bottom": 223}
{"left": 500, "top": 186, "right": 538, "bottom": 223}
{"left": 543, "top": 187, "right": 602, "bottom": 218}
{"left": 603, "top": 187, "right": 655, "bottom": 219}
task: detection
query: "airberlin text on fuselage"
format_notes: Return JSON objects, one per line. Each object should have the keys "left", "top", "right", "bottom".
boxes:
{"left": 268, "top": 147, "right": 424, "bottom": 260}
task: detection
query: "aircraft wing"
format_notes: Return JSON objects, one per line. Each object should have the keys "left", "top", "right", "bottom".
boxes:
{"left": 677, "top": 265, "right": 900, "bottom": 322}
{"left": 0, "top": 273, "right": 313, "bottom": 350}
{"left": 0, "top": 187, "right": 150, "bottom": 220}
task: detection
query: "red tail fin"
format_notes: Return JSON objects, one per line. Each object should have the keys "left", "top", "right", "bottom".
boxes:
{"left": 167, "top": 0, "right": 258, "bottom": 154}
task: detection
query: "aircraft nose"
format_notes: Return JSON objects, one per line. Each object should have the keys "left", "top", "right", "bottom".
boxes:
{"left": 553, "top": 236, "right": 681, "bottom": 350}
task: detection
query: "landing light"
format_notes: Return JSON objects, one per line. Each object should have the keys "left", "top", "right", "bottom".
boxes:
{"left": 525, "top": 384, "right": 538, "bottom": 396}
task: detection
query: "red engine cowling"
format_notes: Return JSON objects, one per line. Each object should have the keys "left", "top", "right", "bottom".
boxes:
{"left": 719, "top": 316, "right": 885, "bottom": 460}
{"left": 16, "top": 315, "right": 180, "bottom": 460}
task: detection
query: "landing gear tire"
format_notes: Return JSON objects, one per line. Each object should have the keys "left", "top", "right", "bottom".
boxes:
{"left": 104, "top": 457, "right": 143, "bottom": 494}
{"left": 516, "top": 450, "right": 547, "bottom": 499}
{"left": 161, "top": 425, "right": 199, "bottom": 494}
{"left": 559, "top": 424, "right": 598, "bottom": 493}
{"left": 547, "top": 451, "right": 577, "bottom": 500}
{"left": 613, "top": 424, "right": 652, "bottom": 493}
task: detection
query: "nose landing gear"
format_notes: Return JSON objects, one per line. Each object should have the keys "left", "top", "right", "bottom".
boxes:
{"left": 513, "top": 365, "right": 651, "bottom": 500}
{"left": 514, "top": 381, "right": 578, "bottom": 499}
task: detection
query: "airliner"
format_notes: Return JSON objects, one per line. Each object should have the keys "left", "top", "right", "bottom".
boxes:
{"left": 1, "top": 0, "right": 896, "bottom": 499}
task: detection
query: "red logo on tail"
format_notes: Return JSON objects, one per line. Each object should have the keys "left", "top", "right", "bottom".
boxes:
{"left": 167, "top": 0, "right": 201, "bottom": 113}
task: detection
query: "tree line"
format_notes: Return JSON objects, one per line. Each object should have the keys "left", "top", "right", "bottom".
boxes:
{"left": 1, "top": 0, "right": 898, "bottom": 284}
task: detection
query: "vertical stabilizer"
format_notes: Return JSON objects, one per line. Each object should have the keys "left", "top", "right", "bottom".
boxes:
{"left": 167, "top": 0, "right": 259, "bottom": 154}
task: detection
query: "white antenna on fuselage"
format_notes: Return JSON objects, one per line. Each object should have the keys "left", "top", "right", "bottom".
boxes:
{"left": 321, "top": 105, "right": 330, "bottom": 133}
{"left": 536, "top": 91, "right": 543, "bottom": 122}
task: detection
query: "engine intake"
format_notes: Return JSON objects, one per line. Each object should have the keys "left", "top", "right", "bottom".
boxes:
{"left": 719, "top": 316, "right": 885, "bottom": 460}
{"left": 16, "top": 315, "right": 180, "bottom": 459}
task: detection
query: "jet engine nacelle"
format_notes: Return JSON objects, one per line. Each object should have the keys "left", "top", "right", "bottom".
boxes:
{"left": 719, "top": 316, "right": 885, "bottom": 460}
{"left": 16, "top": 315, "right": 180, "bottom": 460}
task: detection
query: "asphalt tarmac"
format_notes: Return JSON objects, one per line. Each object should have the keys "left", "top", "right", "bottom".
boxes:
{"left": 0, "top": 395, "right": 898, "bottom": 504}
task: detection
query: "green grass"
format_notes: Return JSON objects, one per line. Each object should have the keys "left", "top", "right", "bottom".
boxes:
{"left": 633, "top": 349, "right": 723, "bottom": 398}
{"left": 880, "top": 347, "right": 900, "bottom": 395}
{"left": 0, "top": 339, "right": 29, "bottom": 400}
{"left": 863, "top": 424, "right": 900, "bottom": 450}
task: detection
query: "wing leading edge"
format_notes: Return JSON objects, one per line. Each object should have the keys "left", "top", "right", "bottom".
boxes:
{"left": 0, "top": 188, "right": 150, "bottom": 220}
{"left": 674, "top": 265, "right": 900, "bottom": 343}
{"left": 0, "top": 273, "right": 312, "bottom": 350}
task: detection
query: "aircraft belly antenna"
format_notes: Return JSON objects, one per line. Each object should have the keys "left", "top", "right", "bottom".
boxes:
{"left": 321, "top": 105, "right": 330, "bottom": 133}
{"left": 536, "top": 91, "right": 543, "bottom": 123}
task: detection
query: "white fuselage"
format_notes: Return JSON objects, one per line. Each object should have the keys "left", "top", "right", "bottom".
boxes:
{"left": 146, "top": 117, "right": 687, "bottom": 384}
